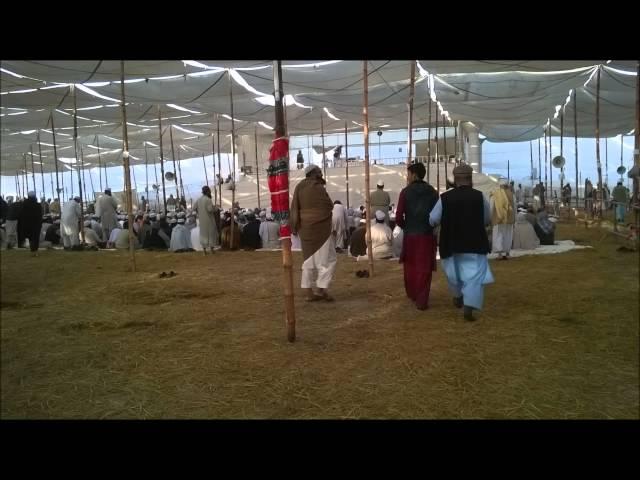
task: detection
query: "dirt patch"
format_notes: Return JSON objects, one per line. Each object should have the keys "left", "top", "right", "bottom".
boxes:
{"left": 1, "top": 301, "right": 44, "bottom": 310}
{"left": 1, "top": 223, "right": 637, "bottom": 419}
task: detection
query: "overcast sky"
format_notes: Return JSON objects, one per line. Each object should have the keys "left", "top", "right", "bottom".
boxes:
{"left": 2, "top": 133, "right": 635, "bottom": 202}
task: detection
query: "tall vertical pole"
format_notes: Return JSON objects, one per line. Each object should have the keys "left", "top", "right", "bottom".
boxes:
{"left": 153, "top": 148, "right": 160, "bottom": 210}
{"left": 37, "top": 132, "right": 46, "bottom": 196}
{"left": 169, "top": 125, "right": 180, "bottom": 197}
{"left": 50, "top": 111, "right": 61, "bottom": 202}
{"left": 211, "top": 129, "right": 217, "bottom": 202}
{"left": 454, "top": 120, "right": 459, "bottom": 164}
{"left": 407, "top": 60, "right": 416, "bottom": 169}
{"left": 145, "top": 143, "right": 149, "bottom": 207}
{"left": 120, "top": 61, "right": 137, "bottom": 271}
{"left": 216, "top": 115, "right": 222, "bottom": 207}
{"left": 344, "top": 121, "right": 350, "bottom": 209}
{"left": 549, "top": 121, "right": 553, "bottom": 200}
{"left": 435, "top": 104, "right": 440, "bottom": 192}
{"left": 176, "top": 148, "right": 185, "bottom": 199}
{"left": 620, "top": 134, "right": 624, "bottom": 175}
{"left": 320, "top": 109, "right": 326, "bottom": 177}
{"left": 228, "top": 70, "right": 237, "bottom": 250}
{"left": 595, "top": 66, "right": 604, "bottom": 218}
{"left": 529, "top": 141, "right": 534, "bottom": 188}
{"left": 363, "top": 61, "right": 374, "bottom": 276}
{"left": 157, "top": 106, "right": 167, "bottom": 213}
{"left": 29, "top": 145, "right": 36, "bottom": 193}
{"left": 99, "top": 136, "right": 107, "bottom": 188}
{"left": 202, "top": 153, "right": 209, "bottom": 186}
{"left": 427, "top": 92, "right": 432, "bottom": 183}
{"left": 560, "top": 107, "right": 564, "bottom": 195}
{"left": 131, "top": 163, "right": 138, "bottom": 208}
{"left": 97, "top": 136, "right": 103, "bottom": 191}
{"left": 507, "top": 159, "right": 510, "bottom": 183}
{"left": 537, "top": 137, "right": 542, "bottom": 185}
{"left": 544, "top": 126, "right": 548, "bottom": 199}
{"left": 573, "top": 88, "right": 579, "bottom": 210}
{"left": 605, "top": 137, "right": 609, "bottom": 187}
{"left": 273, "top": 60, "right": 296, "bottom": 343}
{"left": 80, "top": 147, "right": 89, "bottom": 205}
{"left": 254, "top": 126, "right": 261, "bottom": 209}
{"left": 23, "top": 155, "right": 28, "bottom": 197}
{"left": 71, "top": 85, "right": 85, "bottom": 244}
{"left": 306, "top": 135, "right": 311, "bottom": 168}
{"left": 70, "top": 154, "right": 74, "bottom": 199}
{"left": 443, "top": 114, "right": 449, "bottom": 183}
{"left": 85, "top": 148, "right": 96, "bottom": 201}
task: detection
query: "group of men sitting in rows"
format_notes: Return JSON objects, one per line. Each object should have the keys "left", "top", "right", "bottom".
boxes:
{"left": 0, "top": 187, "right": 286, "bottom": 255}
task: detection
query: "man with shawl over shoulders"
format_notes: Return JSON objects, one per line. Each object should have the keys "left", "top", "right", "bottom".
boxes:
{"left": 290, "top": 164, "right": 337, "bottom": 302}
{"left": 490, "top": 178, "right": 516, "bottom": 260}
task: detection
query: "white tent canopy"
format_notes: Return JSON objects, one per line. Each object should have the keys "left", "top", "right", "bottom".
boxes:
{"left": 1, "top": 60, "right": 636, "bottom": 175}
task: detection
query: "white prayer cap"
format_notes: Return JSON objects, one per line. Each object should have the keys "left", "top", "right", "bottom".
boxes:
{"left": 375, "top": 210, "right": 385, "bottom": 221}
{"left": 177, "top": 218, "right": 185, "bottom": 224}
{"left": 359, "top": 218, "right": 367, "bottom": 224}
{"left": 304, "top": 164, "right": 321, "bottom": 176}
{"left": 376, "top": 180, "right": 384, "bottom": 188}
{"left": 266, "top": 213, "right": 274, "bottom": 221}
{"left": 177, "top": 212, "right": 186, "bottom": 218}
{"left": 28, "top": 191, "right": 36, "bottom": 198}
{"left": 169, "top": 218, "right": 177, "bottom": 224}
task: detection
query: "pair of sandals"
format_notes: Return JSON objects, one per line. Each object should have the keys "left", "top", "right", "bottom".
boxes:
{"left": 355, "top": 270, "right": 370, "bottom": 278}
{"left": 159, "top": 271, "right": 177, "bottom": 278}
{"left": 306, "top": 293, "right": 335, "bottom": 302}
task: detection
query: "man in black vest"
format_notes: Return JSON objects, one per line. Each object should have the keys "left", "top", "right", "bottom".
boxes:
{"left": 395, "top": 162, "right": 439, "bottom": 310}
{"left": 429, "top": 163, "right": 494, "bottom": 321}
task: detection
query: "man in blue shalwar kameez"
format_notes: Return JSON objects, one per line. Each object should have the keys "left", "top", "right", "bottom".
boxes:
{"left": 429, "top": 164, "right": 494, "bottom": 321}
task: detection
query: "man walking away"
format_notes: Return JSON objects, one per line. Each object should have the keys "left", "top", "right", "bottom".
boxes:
{"left": 290, "top": 164, "right": 337, "bottom": 302}
{"left": 429, "top": 164, "right": 494, "bottom": 321}
{"left": 21, "top": 192, "right": 43, "bottom": 256}
{"left": 395, "top": 162, "right": 439, "bottom": 310}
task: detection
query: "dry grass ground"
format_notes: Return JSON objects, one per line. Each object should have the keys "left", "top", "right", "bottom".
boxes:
{"left": 1, "top": 222, "right": 638, "bottom": 419}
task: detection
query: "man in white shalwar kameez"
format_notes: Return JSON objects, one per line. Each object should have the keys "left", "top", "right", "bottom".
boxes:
{"left": 259, "top": 213, "right": 281, "bottom": 249}
{"left": 368, "top": 210, "right": 393, "bottom": 259}
{"left": 61, "top": 196, "right": 82, "bottom": 249}
{"left": 512, "top": 210, "right": 540, "bottom": 250}
{"left": 490, "top": 179, "right": 516, "bottom": 260}
{"left": 169, "top": 218, "right": 194, "bottom": 252}
{"left": 429, "top": 164, "right": 494, "bottom": 321}
{"left": 193, "top": 186, "right": 219, "bottom": 255}
{"left": 331, "top": 200, "right": 349, "bottom": 251}
{"left": 189, "top": 219, "right": 203, "bottom": 251}
{"left": 95, "top": 189, "right": 119, "bottom": 243}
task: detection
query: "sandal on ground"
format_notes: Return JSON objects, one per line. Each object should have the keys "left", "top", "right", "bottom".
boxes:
{"left": 305, "top": 295, "right": 325, "bottom": 302}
